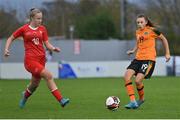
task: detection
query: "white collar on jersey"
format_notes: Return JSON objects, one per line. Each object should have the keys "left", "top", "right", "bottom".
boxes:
{"left": 28, "top": 25, "right": 39, "bottom": 30}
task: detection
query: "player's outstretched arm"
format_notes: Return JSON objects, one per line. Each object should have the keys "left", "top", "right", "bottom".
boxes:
{"left": 44, "top": 41, "right": 61, "bottom": 53}
{"left": 126, "top": 40, "right": 138, "bottom": 55}
{"left": 4, "top": 35, "right": 15, "bottom": 57}
{"left": 159, "top": 34, "right": 171, "bottom": 62}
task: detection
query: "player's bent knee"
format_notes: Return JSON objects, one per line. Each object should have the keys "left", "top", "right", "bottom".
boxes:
{"left": 124, "top": 73, "right": 131, "bottom": 81}
{"left": 40, "top": 69, "right": 53, "bottom": 80}
{"left": 124, "top": 70, "right": 135, "bottom": 81}
{"left": 135, "top": 79, "right": 142, "bottom": 85}
{"left": 44, "top": 73, "right": 53, "bottom": 81}
{"left": 48, "top": 75, "right": 53, "bottom": 80}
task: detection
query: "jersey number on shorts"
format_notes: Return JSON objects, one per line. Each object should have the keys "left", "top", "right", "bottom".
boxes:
{"left": 32, "top": 38, "right": 39, "bottom": 45}
{"left": 141, "top": 64, "right": 148, "bottom": 72}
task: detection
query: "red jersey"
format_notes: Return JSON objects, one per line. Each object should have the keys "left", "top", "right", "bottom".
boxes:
{"left": 13, "top": 24, "right": 48, "bottom": 58}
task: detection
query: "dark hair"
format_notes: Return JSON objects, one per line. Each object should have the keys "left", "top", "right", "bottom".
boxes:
{"left": 29, "top": 8, "right": 42, "bottom": 20}
{"left": 137, "top": 14, "right": 155, "bottom": 27}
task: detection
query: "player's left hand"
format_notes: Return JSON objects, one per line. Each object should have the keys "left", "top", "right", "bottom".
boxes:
{"left": 53, "top": 47, "right": 61, "bottom": 52}
{"left": 4, "top": 49, "right": 10, "bottom": 57}
{"left": 165, "top": 54, "right": 171, "bottom": 62}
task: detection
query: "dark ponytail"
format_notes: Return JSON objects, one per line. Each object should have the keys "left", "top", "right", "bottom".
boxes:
{"left": 137, "top": 14, "right": 155, "bottom": 27}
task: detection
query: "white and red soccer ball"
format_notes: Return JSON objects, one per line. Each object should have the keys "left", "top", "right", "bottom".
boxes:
{"left": 105, "top": 96, "right": 120, "bottom": 110}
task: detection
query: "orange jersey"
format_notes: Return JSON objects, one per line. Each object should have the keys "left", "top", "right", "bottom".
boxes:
{"left": 135, "top": 26, "right": 161, "bottom": 61}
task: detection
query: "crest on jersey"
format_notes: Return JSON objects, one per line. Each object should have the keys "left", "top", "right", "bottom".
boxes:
{"left": 144, "top": 32, "right": 149, "bottom": 35}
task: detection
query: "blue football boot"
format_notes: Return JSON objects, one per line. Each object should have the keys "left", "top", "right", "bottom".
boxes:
{"left": 60, "top": 98, "right": 70, "bottom": 107}
{"left": 125, "top": 100, "right": 138, "bottom": 109}
{"left": 19, "top": 92, "right": 27, "bottom": 108}
{"left": 137, "top": 100, "right": 145, "bottom": 107}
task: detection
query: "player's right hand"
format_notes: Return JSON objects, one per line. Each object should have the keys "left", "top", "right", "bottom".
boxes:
{"left": 4, "top": 49, "right": 10, "bottom": 57}
{"left": 126, "top": 50, "right": 134, "bottom": 55}
{"left": 53, "top": 47, "right": 61, "bottom": 52}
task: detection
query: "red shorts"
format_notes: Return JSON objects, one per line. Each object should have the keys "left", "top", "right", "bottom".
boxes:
{"left": 24, "top": 56, "right": 46, "bottom": 78}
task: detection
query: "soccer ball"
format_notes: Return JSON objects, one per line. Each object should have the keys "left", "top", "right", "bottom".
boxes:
{"left": 105, "top": 96, "right": 120, "bottom": 110}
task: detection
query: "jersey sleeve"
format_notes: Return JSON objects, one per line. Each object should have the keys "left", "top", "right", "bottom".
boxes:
{"left": 12, "top": 26, "right": 24, "bottom": 38}
{"left": 42, "top": 26, "right": 48, "bottom": 42}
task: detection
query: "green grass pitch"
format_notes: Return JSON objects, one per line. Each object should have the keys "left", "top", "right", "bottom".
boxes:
{"left": 0, "top": 77, "right": 180, "bottom": 119}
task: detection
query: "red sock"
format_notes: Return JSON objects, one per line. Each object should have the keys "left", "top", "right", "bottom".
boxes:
{"left": 24, "top": 89, "right": 32, "bottom": 99}
{"left": 51, "top": 89, "right": 63, "bottom": 101}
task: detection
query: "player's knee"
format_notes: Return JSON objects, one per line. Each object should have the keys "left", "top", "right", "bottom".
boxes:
{"left": 45, "top": 73, "right": 53, "bottom": 81}
{"left": 41, "top": 69, "right": 54, "bottom": 81}
{"left": 124, "top": 70, "right": 134, "bottom": 81}
{"left": 135, "top": 79, "right": 141, "bottom": 85}
{"left": 124, "top": 73, "right": 130, "bottom": 81}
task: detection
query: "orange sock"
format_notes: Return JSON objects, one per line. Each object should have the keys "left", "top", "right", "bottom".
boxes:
{"left": 136, "top": 83, "right": 144, "bottom": 101}
{"left": 125, "top": 80, "right": 135, "bottom": 101}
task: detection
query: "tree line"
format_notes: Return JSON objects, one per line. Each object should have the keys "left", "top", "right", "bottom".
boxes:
{"left": 0, "top": 0, "right": 179, "bottom": 54}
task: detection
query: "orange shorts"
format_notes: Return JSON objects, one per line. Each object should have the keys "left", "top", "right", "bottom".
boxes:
{"left": 24, "top": 56, "right": 46, "bottom": 79}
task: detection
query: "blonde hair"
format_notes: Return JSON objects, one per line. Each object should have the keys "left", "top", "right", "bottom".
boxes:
{"left": 29, "top": 8, "right": 42, "bottom": 21}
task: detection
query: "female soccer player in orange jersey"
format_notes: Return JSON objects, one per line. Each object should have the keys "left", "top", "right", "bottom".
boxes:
{"left": 4, "top": 8, "right": 69, "bottom": 108}
{"left": 124, "top": 14, "right": 170, "bottom": 109}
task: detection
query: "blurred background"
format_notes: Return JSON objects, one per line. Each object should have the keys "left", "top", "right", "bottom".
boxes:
{"left": 0, "top": 0, "right": 179, "bottom": 79}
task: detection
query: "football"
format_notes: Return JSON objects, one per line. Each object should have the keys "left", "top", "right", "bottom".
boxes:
{"left": 105, "top": 96, "right": 120, "bottom": 110}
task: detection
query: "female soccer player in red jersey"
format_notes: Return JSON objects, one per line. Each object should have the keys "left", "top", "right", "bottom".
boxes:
{"left": 124, "top": 14, "right": 170, "bottom": 109}
{"left": 4, "top": 8, "right": 69, "bottom": 108}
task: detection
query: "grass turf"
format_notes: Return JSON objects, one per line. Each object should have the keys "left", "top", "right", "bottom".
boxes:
{"left": 0, "top": 77, "right": 180, "bottom": 119}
